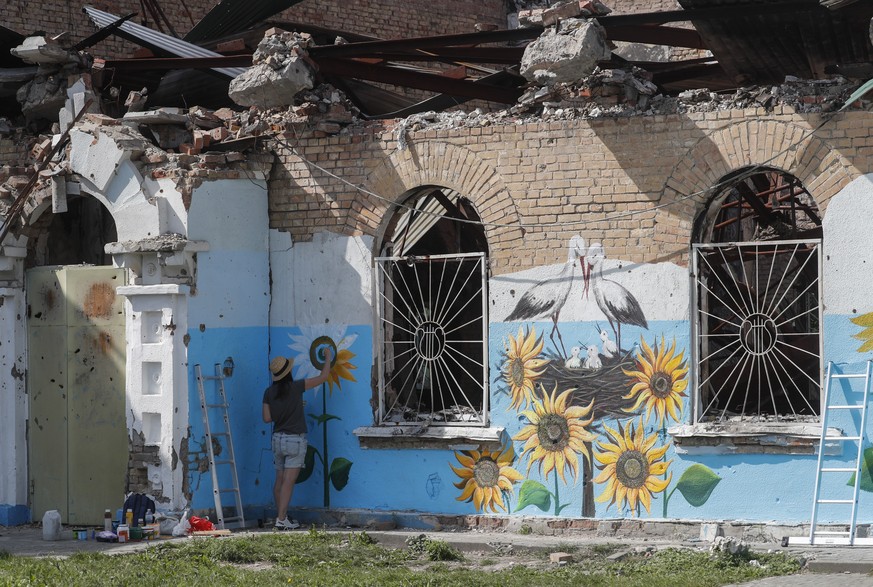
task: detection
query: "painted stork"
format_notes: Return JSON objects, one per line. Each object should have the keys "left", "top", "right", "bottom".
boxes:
{"left": 584, "top": 344, "right": 602, "bottom": 370}
{"left": 597, "top": 323, "right": 618, "bottom": 359}
{"left": 565, "top": 346, "right": 583, "bottom": 369}
{"left": 585, "top": 243, "right": 648, "bottom": 352}
{"left": 506, "top": 235, "right": 586, "bottom": 357}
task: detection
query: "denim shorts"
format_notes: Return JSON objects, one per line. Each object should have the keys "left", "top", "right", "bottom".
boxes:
{"left": 272, "top": 432, "right": 307, "bottom": 470}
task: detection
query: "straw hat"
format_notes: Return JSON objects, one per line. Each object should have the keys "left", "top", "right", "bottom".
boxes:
{"left": 269, "top": 356, "right": 294, "bottom": 381}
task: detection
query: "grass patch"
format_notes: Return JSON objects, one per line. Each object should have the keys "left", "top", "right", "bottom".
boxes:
{"left": 0, "top": 532, "right": 802, "bottom": 587}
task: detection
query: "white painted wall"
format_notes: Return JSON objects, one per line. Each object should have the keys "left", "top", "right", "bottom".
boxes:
{"left": 823, "top": 174, "right": 873, "bottom": 315}
{"left": 269, "top": 230, "right": 374, "bottom": 329}
{"left": 0, "top": 284, "right": 27, "bottom": 511}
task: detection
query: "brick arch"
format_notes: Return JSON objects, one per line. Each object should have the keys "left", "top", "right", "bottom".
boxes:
{"left": 354, "top": 140, "right": 524, "bottom": 266}
{"left": 653, "top": 119, "right": 854, "bottom": 255}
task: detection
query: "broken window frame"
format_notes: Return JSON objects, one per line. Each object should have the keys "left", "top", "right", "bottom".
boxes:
{"left": 690, "top": 167, "right": 824, "bottom": 425}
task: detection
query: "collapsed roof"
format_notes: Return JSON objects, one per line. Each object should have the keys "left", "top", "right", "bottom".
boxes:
{"left": 1, "top": 0, "right": 872, "bottom": 120}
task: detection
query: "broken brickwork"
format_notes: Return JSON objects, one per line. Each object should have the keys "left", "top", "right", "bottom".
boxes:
{"left": 128, "top": 430, "right": 161, "bottom": 499}
{"left": 268, "top": 101, "right": 865, "bottom": 276}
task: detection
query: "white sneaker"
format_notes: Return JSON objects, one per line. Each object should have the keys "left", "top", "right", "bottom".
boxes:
{"left": 275, "top": 517, "right": 300, "bottom": 530}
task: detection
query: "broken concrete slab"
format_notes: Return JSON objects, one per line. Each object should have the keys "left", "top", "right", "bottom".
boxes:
{"left": 228, "top": 30, "right": 317, "bottom": 109}
{"left": 10, "top": 36, "right": 78, "bottom": 65}
{"left": 520, "top": 19, "right": 611, "bottom": 86}
{"left": 228, "top": 58, "right": 315, "bottom": 108}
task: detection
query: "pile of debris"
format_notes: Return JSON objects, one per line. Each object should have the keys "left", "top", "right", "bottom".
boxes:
{"left": 228, "top": 29, "right": 318, "bottom": 110}
{"left": 391, "top": 72, "right": 862, "bottom": 139}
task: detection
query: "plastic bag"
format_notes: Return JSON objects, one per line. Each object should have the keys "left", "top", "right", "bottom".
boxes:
{"left": 189, "top": 516, "right": 215, "bottom": 532}
{"left": 172, "top": 510, "right": 190, "bottom": 537}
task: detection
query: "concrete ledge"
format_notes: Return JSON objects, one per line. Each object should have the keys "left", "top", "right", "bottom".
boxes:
{"left": 0, "top": 504, "right": 30, "bottom": 526}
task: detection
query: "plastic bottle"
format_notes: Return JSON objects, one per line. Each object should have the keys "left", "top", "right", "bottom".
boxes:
{"left": 117, "top": 524, "right": 129, "bottom": 543}
{"left": 145, "top": 509, "right": 153, "bottom": 525}
{"left": 138, "top": 518, "right": 144, "bottom": 529}
{"left": 41, "top": 510, "right": 61, "bottom": 541}
{"left": 125, "top": 509, "right": 133, "bottom": 527}
{"left": 104, "top": 509, "right": 113, "bottom": 532}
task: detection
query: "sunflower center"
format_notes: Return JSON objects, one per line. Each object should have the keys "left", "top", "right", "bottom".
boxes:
{"left": 650, "top": 372, "right": 672, "bottom": 398}
{"left": 509, "top": 358, "right": 526, "bottom": 388}
{"left": 615, "top": 450, "right": 649, "bottom": 489}
{"left": 538, "top": 414, "right": 569, "bottom": 451}
{"left": 473, "top": 457, "right": 500, "bottom": 488}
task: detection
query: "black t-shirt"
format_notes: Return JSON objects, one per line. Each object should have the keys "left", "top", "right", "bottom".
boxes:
{"left": 263, "top": 378, "right": 307, "bottom": 434}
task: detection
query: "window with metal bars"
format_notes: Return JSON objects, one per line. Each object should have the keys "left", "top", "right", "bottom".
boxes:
{"left": 374, "top": 187, "right": 489, "bottom": 426}
{"left": 692, "top": 167, "right": 823, "bottom": 423}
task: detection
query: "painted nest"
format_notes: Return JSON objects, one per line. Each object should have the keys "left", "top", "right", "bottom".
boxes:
{"left": 539, "top": 349, "right": 638, "bottom": 424}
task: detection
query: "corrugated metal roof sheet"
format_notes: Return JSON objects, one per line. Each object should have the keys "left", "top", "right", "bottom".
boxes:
{"left": 184, "top": 0, "right": 304, "bottom": 43}
{"left": 84, "top": 6, "right": 245, "bottom": 78}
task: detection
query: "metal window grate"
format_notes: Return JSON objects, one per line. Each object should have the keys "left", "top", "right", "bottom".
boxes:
{"left": 692, "top": 240, "right": 822, "bottom": 422}
{"left": 375, "top": 252, "right": 488, "bottom": 426}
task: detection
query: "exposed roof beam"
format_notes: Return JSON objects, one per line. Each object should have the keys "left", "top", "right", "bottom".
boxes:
{"left": 603, "top": 25, "right": 707, "bottom": 49}
{"left": 316, "top": 57, "right": 523, "bottom": 103}
{"left": 597, "top": 1, "right": 822, "bottom": 26}
{"left": 310, "top": 28, "right": 542, "bottom": 58}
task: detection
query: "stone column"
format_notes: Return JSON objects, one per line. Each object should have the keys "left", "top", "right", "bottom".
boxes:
{"left": 0, "top": 245, "right": 29, "bottom": 524}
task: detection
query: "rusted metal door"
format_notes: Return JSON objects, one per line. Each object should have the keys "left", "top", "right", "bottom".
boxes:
{"left": 27, "top": 266, "right": 127, "bottom": 525}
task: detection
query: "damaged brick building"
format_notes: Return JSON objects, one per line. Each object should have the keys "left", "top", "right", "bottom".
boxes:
{"left": 3, "top": 0, "right": 873, "bottom": 544}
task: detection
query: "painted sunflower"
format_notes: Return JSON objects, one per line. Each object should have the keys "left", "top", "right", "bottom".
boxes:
{"left": 594, "top": 420, "right": 671, "bottom": 516}
{"left": 288, "top": 326, "right": 357, "bottom": 394}
{"left": 622, "top": 337, "right": 688, "bottom": 427}
{"left": 514, "top": 384, "right": 598, "bottom": 484}
{"left": 502, "top": 326, "right": 549, "bottom": 411}
{"left": 451, "top": 445, "right": 523, "bottom": 513}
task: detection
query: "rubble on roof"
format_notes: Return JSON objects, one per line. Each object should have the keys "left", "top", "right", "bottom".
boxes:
{"left": 12, "top": 36, "right": 92, "bottom": 125}
{"left": 520, "top": 18, "right": 611, "bottom": 86}
{"left": 228, "top": 30, "right": 317, "bottom": 109}
{"left": 391, "top": 73, "right": 862, "bottom": 138}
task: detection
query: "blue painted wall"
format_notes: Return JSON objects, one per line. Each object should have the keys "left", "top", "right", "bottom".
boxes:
{"left": 182, "top": 313, "right": 873, "bottom": 524}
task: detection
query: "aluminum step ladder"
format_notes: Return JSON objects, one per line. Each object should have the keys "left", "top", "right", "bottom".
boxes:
{"left": 790, "top": 361, "right": 873, "bottom": 546}
{"left": 195, "top": 363, "right": 245, "bottom": 530}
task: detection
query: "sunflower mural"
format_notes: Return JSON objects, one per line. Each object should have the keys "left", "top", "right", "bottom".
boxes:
{"left": 594, "top": 419, "right": 671, "bottom": 516}
{"left": 513, "top": 383, "right": 598, "bottom": 515}
{"left": 451, "top": 444, "right": 523, "bottom": 513}
{"left": 622, "top": 337, "right": 688, "bottom": 428}
{"left": 289, "top": 327, "right": 358, "bottom": 508}
{"left": 502, "top": 326, "right": 549, "bottom": 411}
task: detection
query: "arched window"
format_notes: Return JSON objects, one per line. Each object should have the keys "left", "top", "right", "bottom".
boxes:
{"left": 375, "top": 186, "right": 489, "bottom": 426}
{"left": 692, "top": 167, "right": 822, "bottom": 422}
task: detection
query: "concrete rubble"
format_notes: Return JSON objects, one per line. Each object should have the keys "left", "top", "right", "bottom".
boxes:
{"left": 229, "top": 30, "right": 317, "bottom": 109}
{"left": 520, "top": 18, "right": 612, "bottom": 85}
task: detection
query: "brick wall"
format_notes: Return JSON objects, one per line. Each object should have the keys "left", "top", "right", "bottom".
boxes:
{"left": 268, "top": 107, "right": 867, "bottom": 274}
{"left": 2, "top": 0, "right": 506, "bottom": 59}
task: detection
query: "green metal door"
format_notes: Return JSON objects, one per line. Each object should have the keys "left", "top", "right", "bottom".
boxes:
{"left": 27, "top": 266, "right": 128, "bottom": 525}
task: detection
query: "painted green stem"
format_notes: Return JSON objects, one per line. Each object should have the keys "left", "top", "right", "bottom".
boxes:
{"left": 553, "top": 473, "right": 560, "bottom": 516}
{"left": 322, "top": 382, "right": 329, "bottom": 508}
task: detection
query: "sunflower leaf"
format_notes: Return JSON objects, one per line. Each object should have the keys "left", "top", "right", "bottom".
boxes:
{"left": 329, "top": 457, "right": 353, "bottom": 491}
{"left": 847, "top": 447, "right": 873, "bottom": 492}
{"left": 296, "top": 445, "right": 319, "bottom": 484}
{"left": 516, "top": 480, "right": 552, "bottom": 512}
{"left": 314, "top": 413, "right": 342, "bottom": 425}
{"left": 675, "top": 464, "right": 721, "bottom": 507}
{"left": 858, "top": 339, "right": 873, "bottom": 354}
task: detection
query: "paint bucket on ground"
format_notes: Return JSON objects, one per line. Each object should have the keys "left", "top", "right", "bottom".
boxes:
{"left": 75, "top": 528, "right": 87, "bottom": 540}
{"left": 41, "top": 510, "right": 61, "bottom": 541}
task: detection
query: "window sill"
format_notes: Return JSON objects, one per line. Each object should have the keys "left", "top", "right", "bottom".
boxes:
{"left": 353, "top": 425, "right": 505, "bottom": 450}
{"left": 668, "top": 422, "right": 841, "bottom": 455}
